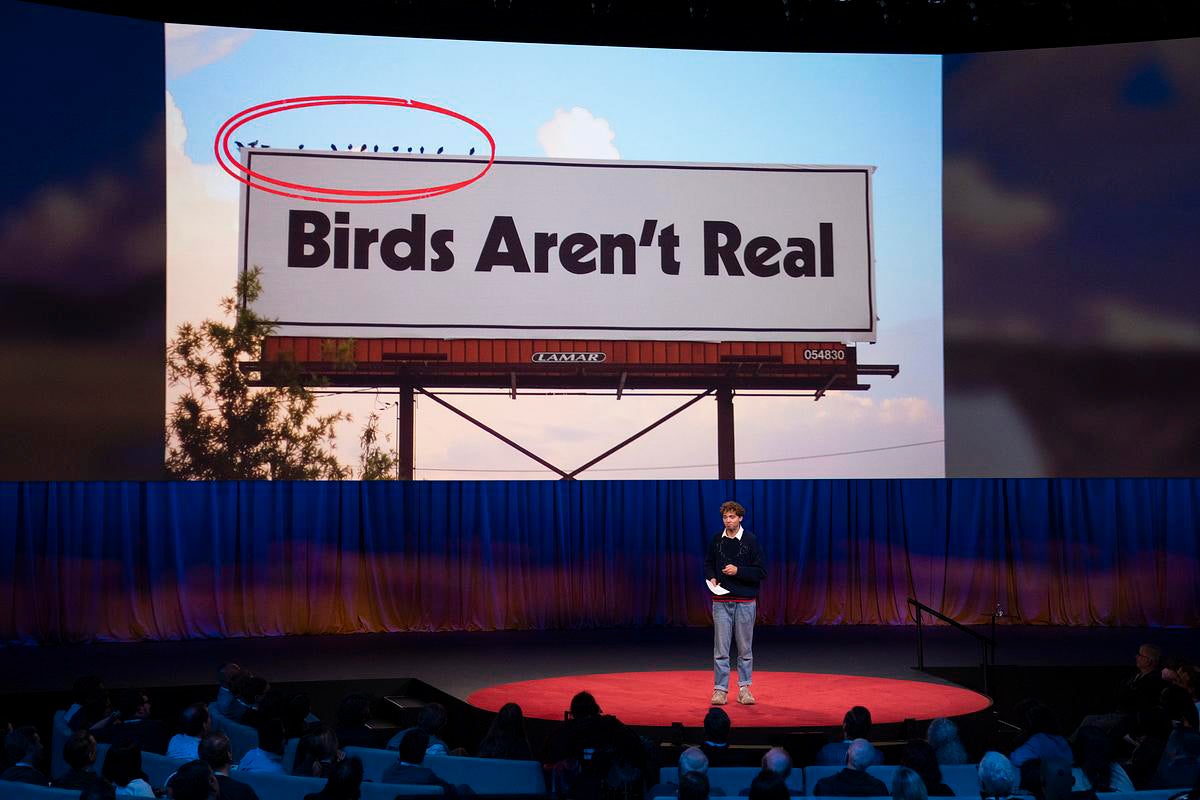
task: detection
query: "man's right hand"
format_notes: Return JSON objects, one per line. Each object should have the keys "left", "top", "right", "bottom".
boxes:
{"left": 708, "top": 578, "right": 718, "bottom": 588}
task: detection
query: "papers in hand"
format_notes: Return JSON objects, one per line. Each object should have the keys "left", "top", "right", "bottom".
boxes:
{"left": 707, "top": 580, "right": 730, "bottom": 596}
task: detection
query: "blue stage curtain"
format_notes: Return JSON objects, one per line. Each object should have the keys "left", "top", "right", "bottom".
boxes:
{"left": 1, "top": 479, "right": 1197, "bottom": 642}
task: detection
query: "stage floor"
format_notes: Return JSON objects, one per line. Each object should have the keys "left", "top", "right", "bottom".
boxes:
{"left": 3, "top": 624, "right": 1196, "bottom": 699}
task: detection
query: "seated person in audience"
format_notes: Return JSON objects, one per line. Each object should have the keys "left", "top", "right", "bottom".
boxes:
{"left": 926, "top": 718, "right": 969, "bottom": 765}
{"left": 304, "top": 755, "right": 364, "bottom": 800}
{"left": 2, "top": 725, "right": 48, "bottom": 785}
{"left": 815, "top": 706, "right": 883, "bottom": 767}
{"left": 110, "top": 689, "right": 169, "bottom": 755}
{"left": 1128, "top": 705, "right": 1172, "bottom": 789}
{"left": 645, "top": 746, "right": 722, "bottom": 799}
{"left": 51, "top": 730, "right": 111, "bottom": 794}
{"left": 679, "top": 770, "right": 712, "bottom": 800}
{"left": 230, "top": 672, "right": 271, "bottom": 728}
{"left": 1010, "top": 700, "right": 1072, "bottom": 768}
{"left": 813, "top": 739, "right": 888, "bottom": 797}
{"left": 478, "top": 702, "right": 533, "bottom": 761}
{"left": 72, "top": 686, "right": 121, "bottom": 743}
{"left": 382, "top": 729, "right": 464, "bottom": 797}
{"left": 1151, "top": 685, "right": 1200, "bottom": 790}
{"left": 166, "top": 760, "right": 220, "bottom": 800}
{"left": 1070, "top": 725, "right": 1134, "bottom": 793}
{"left": 200, "top": 731, "right": 261, "bottom": 800}
{"left": 761, "top": 747, "right": 792, "bottom": 782}
{"left": 892, "top": 767, "right": 928, "bottom": 800}
{"left": 748, "top": 771, "right": 789, "bottom": 800}
{"left": 1177, "top": 664, "right": 1200, "bottom": 717}
{"left": 100, "top": 741, "right": 154, "bottom": 798}
{"left": 702, "top": 708, "right": 736, "bottom": 768}
{"left": 543, "top": 691, "right": 647, "bottom": 795}
{"left": 1076, "top": 644, "right": 1165, "bottom": 744}
{"left": 216, "top": 663, "right": 247, "bottom": 721}
{"left": 65, "top": 676, "right": 106, "bottom": 728}
{"left": 294, "top": 724, "right": 346, "bottom": 780}
{"left": 335, "top": 693, "right": 386, "bottom": 749}
{"left": 978, "top": 751, "right": 1020, "bottom": 800}
{"left": 238, "top": 717, "right": 288, "bottom": 775}
{"left": 901, "top": 740, "right": 954, "bottom": 796}
{"left": 167, "top": 704, "right": 211, "bottom": 761}
{"left": 387, "top": 702, "right": 451, "bottom": 756}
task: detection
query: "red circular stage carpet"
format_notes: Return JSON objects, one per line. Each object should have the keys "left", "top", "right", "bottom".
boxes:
{"left": 467, "top": 671, "right": 990, "bottom": 727}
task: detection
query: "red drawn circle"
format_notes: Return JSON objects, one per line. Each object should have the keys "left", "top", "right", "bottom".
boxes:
{"left": 212, "top": 95, "right": 495, "bottom": 203}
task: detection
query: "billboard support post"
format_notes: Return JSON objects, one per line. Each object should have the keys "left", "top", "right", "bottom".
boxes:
{"left": 397, "top": 383, "right": 415, "bottom": 480}
{"left": 717, "top": 387, "right": 736, "bottom": 480}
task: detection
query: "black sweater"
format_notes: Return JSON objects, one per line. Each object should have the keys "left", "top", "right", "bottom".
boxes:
{"left": 703, "top": 530, "right": 766, "bottom": 598}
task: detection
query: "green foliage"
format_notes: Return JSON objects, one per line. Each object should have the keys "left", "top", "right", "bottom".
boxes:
{"left": 166, "top": 268, "right": 350, "bottom": 479}
{"left": 358, "top": 410, "right": 400, "bottom": 480}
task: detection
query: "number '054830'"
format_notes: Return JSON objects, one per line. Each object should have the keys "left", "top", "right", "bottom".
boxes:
{"left": 804, "top": 348, "right": 845, "bottom": 361}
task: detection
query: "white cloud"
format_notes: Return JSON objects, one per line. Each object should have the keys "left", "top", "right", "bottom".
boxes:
{"left": 944, "top": 156, "right": 1058, "bottom": 246}
{"left": 536, "top": 107, "right": 619, "bottom": 160}
{"left": 165, "top": 24, "right": 253, "bottom": 80}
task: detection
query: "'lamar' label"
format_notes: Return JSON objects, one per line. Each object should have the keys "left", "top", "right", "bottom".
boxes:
{"left": 532, "top": 352, "right": 606, "bottom": 363}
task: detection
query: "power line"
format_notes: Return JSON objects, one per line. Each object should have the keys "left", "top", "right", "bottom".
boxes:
{"left": 412, "top": 439, "right": 945, "bottom": 474}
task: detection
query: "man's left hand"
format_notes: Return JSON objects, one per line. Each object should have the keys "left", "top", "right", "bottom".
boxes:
{"left": 722, "top": 564, "right": 738, "bottom": 576}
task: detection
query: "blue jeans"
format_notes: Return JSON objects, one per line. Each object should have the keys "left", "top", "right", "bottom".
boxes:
{"left": 713, "top": 600, "right": 755, "bottom": 690}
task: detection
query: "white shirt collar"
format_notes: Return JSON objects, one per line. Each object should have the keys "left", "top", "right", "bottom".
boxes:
{"left": 723, "top": 526, "right": 743, "bottom": 539}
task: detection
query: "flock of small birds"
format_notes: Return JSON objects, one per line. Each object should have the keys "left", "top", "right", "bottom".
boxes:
{"left": 233, "top": 140, "right": 476, "bottom": 155}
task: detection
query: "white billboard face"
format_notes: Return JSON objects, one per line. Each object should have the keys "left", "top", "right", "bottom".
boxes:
{"left": 241, "top": 153, "right": 876, "bottom": 342}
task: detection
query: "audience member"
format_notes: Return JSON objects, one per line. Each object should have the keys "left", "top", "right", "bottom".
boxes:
{"left": 978, "top": 752, "right": 1019, "bottom": 800}
{"left": 100, "top": 741, "right": 154, "bottom": 798}
{"left": 645, "top": 746, "right": 718, "bottom": 799}
{"left": 111, "top": 689, "right": 168, "bottom": 755}
{"left": 382, "top": 729, "right": 461, "bottom": 798}
{"left": 813, "top": 739, "right": 888, "bottom": 796}
{"left": 238, "top": 717, "right": 288, "bottom": 775}
{"left": 1071, "top": 725, "right": 1134, "bottom": 793}
{"left": 72, "top": 686, "right": 120, "bottom": 742}
{"left": 678, "top": 770, "right": 711, "bottom": 800}
{"left": 544, "top": 690, "right": 646, "bottom": 797}
{"left": 926, "top": 718, "right": 969, "bottom": 765}
{"left": 294, "top": 724, "right": 344, "bottom": 779}
{"left": 387, "top": 702, "right": 450, "bottom": 756}
{"left": 65, "top": 676, "right": 105, "bottom": 728}
{"left": 200, "top": 731, "right": 261, "bottom": 800}
{"left": 1151, "top": 685, "right": 1200, "bottom": 790}
{"left": 51, "top": 730, "right": 110, "bottom": 794}
{"left": 478, "top": 702, "right": 534, "bottom": 761}
{"left": 1128, "top": 705, "right": 1172, "bottom": 789}
{"left": 166, "top": 760, "right": 219, "bottom": 800}
{"left": 815, "top": 707, "right": 882, "bottom": 766}
{"left": 167, "top": 704, "right": 210, "bottom": 761}
{"left": 1010, "top": 700, "right": 1072, "bottom": 768}
{"left": 702, "top": 708, "right": 736, "bottom": 767}
{"left": 303, "top": 754, "right": 364, "bottom": 800}
{"left": 216, "top": 663, "right": 247, "bottom": 721}
{"left": 761, "top": 747, "right": 792, "bottom": 782}
{"left": 748, "top": 771, "right": 789, "bottom": 800}
{"left": 2, "top": 725, "right": 48, "bottom": 785}
{"left": 900, "top": 740, "right": 953, "bottom": 796}
{"left": 891, "top": 767, "right": 928, "bottom": 800}
{"left": 334, "top": 693, "right": 383, "bottom": 749}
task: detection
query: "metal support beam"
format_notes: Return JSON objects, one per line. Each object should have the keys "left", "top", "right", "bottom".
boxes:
{"left": 414, "top": 387, "right": 570, "bottom": 479}
{"left": 565, "top": 389, "right": 714, "bottom": 479}
{"left": 717, "top": 386, "right": 735, "bottom": 479}
{"left": 397, "top": 383, "right": 415, "bottom": 480}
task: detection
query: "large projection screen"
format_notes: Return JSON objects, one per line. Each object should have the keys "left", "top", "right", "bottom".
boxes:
{"left": 166, "top": 26, "right": 943, "bottom": 479}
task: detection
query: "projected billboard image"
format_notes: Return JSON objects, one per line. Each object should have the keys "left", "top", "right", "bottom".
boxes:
{"left": 166, "top": 25, "right": 943, "bottom": 479}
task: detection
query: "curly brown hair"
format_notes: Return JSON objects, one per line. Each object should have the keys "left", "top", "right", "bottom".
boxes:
{"left": 719, "top": 501, "right": 745, "bottom": 518}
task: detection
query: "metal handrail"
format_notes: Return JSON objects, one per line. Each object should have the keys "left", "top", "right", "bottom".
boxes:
{"left": 907, "top": 597, "right": 997, "bottom": 696}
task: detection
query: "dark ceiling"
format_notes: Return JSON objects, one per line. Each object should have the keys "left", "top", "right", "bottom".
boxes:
{"left": 37, "top": 0, "right": 1200, "bottom": 54}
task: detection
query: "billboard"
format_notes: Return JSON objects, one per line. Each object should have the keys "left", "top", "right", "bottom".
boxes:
{"left": 241, "top": 152, "right": 876, "bottom": 342}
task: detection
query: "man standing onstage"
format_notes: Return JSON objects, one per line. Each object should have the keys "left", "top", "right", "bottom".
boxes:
{"left": 705, "top": 500, "right": 766, "bottom": 705}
